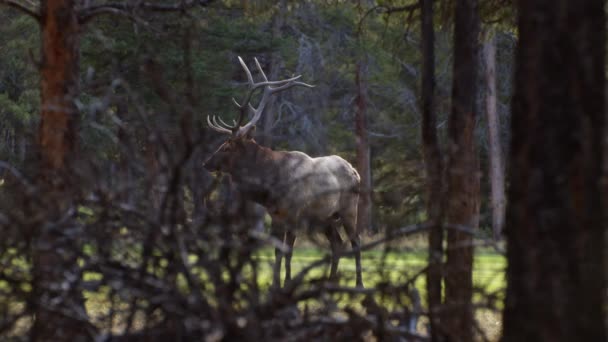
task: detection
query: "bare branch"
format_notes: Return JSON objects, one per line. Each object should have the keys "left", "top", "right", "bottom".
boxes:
{"left": 0, "top": 0, "right": 40, "bottom": 21}
{"left": 383, "top": 3, "right": 420, "bottom": 15}
{"left": 78, "top": 0, "right": 214, "bottom": 24}
{"left": 0, "top": 161, "right": 35, "bottom": 192}
{"left": 358, "top": 1, "right": 420, "bottom": 33}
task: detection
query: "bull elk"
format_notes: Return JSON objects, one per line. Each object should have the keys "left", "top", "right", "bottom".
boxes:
{"left": 204, "top": 57, "right": 363, "bottom": 288}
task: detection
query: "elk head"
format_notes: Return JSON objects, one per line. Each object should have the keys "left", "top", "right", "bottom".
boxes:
{"left": 204, "top": 56, "right": 313, "bottom": 174}
{"left": 203, "top": 128, "right": 257, "bottom": 173}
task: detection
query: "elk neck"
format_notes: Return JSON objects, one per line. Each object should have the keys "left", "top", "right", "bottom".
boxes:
{"left": 230, "top": 142, "right": 287, "bottom": 197}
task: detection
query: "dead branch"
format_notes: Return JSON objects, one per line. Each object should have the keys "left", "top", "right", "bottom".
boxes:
{"left": 0, "top": 0, "right": 40, "bottom": 21}
{"left": 78, "top": 0, "right": 215, "bottom": 24}
{"left": 358, "top": 1, "right": 421, "bottom": 33}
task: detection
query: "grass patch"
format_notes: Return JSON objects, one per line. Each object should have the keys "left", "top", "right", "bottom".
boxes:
{"left": 0, "top": 246, "right": 504, "bottom": 339}
{"left": 254, "top": 247, "right": 505, "bottom": 296}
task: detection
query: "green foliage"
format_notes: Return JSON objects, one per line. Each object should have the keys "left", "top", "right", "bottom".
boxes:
{"left": 0, "top": 2, "right": 517, "bottom": 338}
{"left": 0, "top": 10, "right": 39, "bottom": 165}
{"left": 0, "top": 0, "right": 517, "bottom": 232}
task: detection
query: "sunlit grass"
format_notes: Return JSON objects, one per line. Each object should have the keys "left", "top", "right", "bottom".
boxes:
{"left": 1, "top": 245, "right": 505, "bottom": 339}
{"left": 250, "top": 247, "right": 505, "bottom": 340}
{"left": 253, "top": 247, "right": 505, "bottom": 299}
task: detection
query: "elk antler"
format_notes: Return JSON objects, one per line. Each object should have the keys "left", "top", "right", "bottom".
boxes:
{"left": 207, "top": 56, "right": 314, "bottom": 136}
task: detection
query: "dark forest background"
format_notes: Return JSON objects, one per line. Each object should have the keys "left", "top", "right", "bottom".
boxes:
{"left": 0, "top": 1, "right": 605, "bottom": 341}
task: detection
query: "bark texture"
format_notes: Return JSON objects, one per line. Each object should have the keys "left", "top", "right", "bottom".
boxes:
{"left": 355, "top": 61, "right": 372, "bottom": 234}
{"left": 444, "top": 0, "right": 480, "bottom": 340}
{"left": 483, "top": 34, "right": 505, "bottom": 240}
{"left": 420, "top": 0, "right": 445, "bottom": 340}
{"left": 38, "top": 0, "right": 79, "bottom": 173}
{"left": 503, "top": 1, "right": 606, "bottom": 341}
{"left": 260, "top": 0, "right": 287, "bottom": 148}
{"left": 32, "top": 1, "right": 89, "bottom": 341}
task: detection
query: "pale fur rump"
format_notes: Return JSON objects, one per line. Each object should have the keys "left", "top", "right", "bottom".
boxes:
{"left": 275, "top": 152, "right": 360, "bottom": 223}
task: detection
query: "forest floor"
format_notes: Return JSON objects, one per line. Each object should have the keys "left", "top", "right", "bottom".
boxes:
{"left": 1, "top": 243, "right": 506, "bottom": 341}
{"left": 1, "top": 234, "right": 505, "bottom": 340}
{"left": 79, "top": 239, "right": 505, "bottom": 340}
{"left": 256, "top": 244, "right": 505, "bottom": 340}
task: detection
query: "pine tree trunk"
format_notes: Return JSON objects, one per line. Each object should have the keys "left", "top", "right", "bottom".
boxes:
{"left": 420, "top": 0, "right": 445, "bottom": 340}
{"left": 482, "top": 33, "right": 505, "bottom": 240}
{"left": 260, "top": 0, "right": 287, "bottom": 147}
{"left": 38, "top": 0, "right": 79, "bottom": 173}
{"left": 444, "top": 0, "right": 480, "bottom": 340}
{"left": 31, "top": 1, "right": 90, "bottom": 341}
{"left": 355, "top": 61, "right": 372, "bottom": 234}
{"left": 503, "top": 1, "right": 606, "bottom": 340}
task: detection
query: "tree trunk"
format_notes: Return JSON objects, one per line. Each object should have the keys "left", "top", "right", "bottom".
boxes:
{"left": 31, "top": 1, "right": 90, "bottom": 341}
{"left": 38, "top": 0, "right": 79, "bottom": 173}
{"left": 260, "top": 0, "right": 287, "bottom": 147}
{"left": 482, "top": 33, "right": 505, "bottom": 240}
{"left": 355, "top": 61, "right": 372, "bottom": 234}
{"left": 420, "top": 0, "right": 445, "bottom": 340}
{"left": 502, "top": 1, "right": 606, "bottom": 341}
{"left": 444, "top": 0, "right": 480, "bottom": 340}
{"left": 182, "top": 26, "right": 207, "bottom": 222}
{"left": 116, "top": 97, "right": 134, "bottom": 204}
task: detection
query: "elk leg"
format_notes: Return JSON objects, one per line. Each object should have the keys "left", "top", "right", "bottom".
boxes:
{"left": 343, "top": 220, "right": 363, "bottom": 288}
{"left": 324, "top": 224, "right": 342, "bottom": 282}
{"left": 271, "top": 223, "right": 285, "bottom": 289}
{"left": 341, "top": 196, "right": 364, "bottom": 288}
{"left": 273, "top": 246, "right": 283, "bottom": 289}
{"left": 284, "top": 230, "right": 296, "bottom": 283}
{"left": 350, "top": 235, "right": 363, "bottom": 288}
